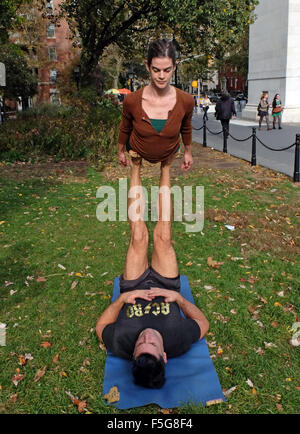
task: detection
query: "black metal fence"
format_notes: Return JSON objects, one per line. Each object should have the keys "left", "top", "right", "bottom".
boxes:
{"left": 193, "top": 119, "right": 300, "bottom": 182}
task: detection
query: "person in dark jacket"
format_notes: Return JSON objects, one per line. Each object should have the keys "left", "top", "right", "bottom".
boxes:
{"left": 215, "top": 92, "right": 237, "bottom": 137}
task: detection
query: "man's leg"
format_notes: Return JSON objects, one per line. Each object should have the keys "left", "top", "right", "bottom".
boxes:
{"left": 151, "top": 158, "right": 178, "bottom": 278}
{"left": 123, "top": 157, "right": 149, "bottom": 280}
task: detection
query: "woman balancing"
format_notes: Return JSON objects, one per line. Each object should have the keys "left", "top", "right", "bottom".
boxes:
{"left": 118, "top": 39, "right": 194, "bottom": 170}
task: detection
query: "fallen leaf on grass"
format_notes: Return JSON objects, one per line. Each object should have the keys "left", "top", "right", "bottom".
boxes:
{"left": 160, "top": 408, "right": 172, "bottom": 414}
{"left": 36, "top": 276, "right": 47, "bottom": 283}
{"left": 264, "top": 341, "right": 277, "bottom": 349}
{"left": 207, "top": 257, "right": 224, "bottom": 268}
{"left": 34, "top": 366, "right": 46, "bottom": 382}
{"left": 70, "top": 280, "right": 78, "bottom": 290}
{"left": 206, "top": 398, "right": 224, "bottom": 406}
{"left": 246, "top": 379, "right": 254, "bottom": 388}
{"left": 104, "top": 386, "right": 120, "bottom": 403}
{"left": 11, "top": 374, "right": 25, "bottom": 387}
{"left": 41, "top": 341, "right": 51, "bottom": 348}
{"left": 10, "top": 393, "right": 18, "bottom": 403}
{"left": 66, "top": 391, "right": 87, "bottom": 413}
{"left": 52, "top": 354, "right": 59, "bottom": 364}
{"left": 58, "top": 264, "right": 66, "bottom": 270}
{"left": 223, "top": 386, "right": 238, "bottom": 398}
{"left": 276, "top": 403, "right": 283, "bottom": 412}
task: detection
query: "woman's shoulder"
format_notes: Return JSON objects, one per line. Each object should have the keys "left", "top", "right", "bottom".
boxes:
{"left": 122, "top": 88, "right": 143, "bottom": 109}
{"left": 176, "top": 88, "right": 194, "bottom": 108}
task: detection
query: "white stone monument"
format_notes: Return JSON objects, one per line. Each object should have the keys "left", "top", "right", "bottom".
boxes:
{"left": 243, "top": 0, "right": 300, "bottom": 123}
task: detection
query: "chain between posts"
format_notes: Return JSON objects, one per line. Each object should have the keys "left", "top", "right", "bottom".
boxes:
{"left": 192, "top": 121, "right": 299, "bottom": 182}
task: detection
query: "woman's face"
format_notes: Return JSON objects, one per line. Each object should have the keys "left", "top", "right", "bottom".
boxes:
{"left": 276, "top": 94, "right": 280, "bottom": 99}
{"left": 146, "top": 57, "right": 176, "bottom": 90}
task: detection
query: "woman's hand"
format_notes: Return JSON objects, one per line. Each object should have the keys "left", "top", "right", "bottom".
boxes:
{"left": 118, "top": 151, "right": 130, "bottom": 167}
{"left": 181, "top": 150, "right": 193, "bottom": 171}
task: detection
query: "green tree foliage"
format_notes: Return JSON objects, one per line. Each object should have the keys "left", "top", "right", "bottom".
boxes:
{"left": 0, "top": 44, "right": 37, "bottom": 100}
{"left": 0, "top": 0, "right": 32, "bottom": 44}
{"left": 59, "top": 0, "right": 258, "bottom": 76}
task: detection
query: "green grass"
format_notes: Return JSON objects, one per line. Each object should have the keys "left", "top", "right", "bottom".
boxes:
{"left": 0, "top": 164, "right": 299, "bottom": 414}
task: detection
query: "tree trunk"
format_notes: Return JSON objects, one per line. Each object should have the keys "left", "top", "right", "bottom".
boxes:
{"left": 113, "top": 56, "right": 122, "bottom": 89}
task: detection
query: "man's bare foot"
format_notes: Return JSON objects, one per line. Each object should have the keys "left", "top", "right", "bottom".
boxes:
{"left": 129, "top": 150, "right": 140, "bottom": 158}
{"left": 128, "top": 150, "right": 143, "bottom": 167}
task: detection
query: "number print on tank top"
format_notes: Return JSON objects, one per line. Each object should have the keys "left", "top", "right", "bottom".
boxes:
{"left": 126, "top": 302, "right": 170, "bottom": 318}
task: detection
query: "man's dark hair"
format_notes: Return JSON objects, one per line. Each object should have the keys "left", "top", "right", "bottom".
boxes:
{"left": 132, "top": 353, "right": 166, "bottom": 388}
{"left": 147, "top": 39, "right": 177, "bottom": 66}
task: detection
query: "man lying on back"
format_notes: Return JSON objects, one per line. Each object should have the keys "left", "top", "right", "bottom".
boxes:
{"left": 96, "top": 155, "right": 209, "bottom": 388}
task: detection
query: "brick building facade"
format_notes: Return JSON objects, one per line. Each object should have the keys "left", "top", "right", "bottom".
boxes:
{"left": 218, "top": 64, "right": 246, "bottom": 94}
{"left": 37, "top": 0, "right": 78, "bottom": 104}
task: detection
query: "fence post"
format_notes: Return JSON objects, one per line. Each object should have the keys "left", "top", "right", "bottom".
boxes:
{"left": 293, "top": 134, "right": 300, "bottom": 182}
{"left": 203, "top": 117, "right": 207, "bottom": 147}
{"left": 251, "top": 127, "right": 257, "bottom": 166}
{"left": 223, "top": 126, "right": 227, "bottom": 153}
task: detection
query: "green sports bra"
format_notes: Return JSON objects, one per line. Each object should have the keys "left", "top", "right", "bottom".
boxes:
{"left": 150, "top": 118, "right": 167, "bottom": 133}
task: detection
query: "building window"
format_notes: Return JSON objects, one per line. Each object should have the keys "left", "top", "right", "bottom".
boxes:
{"left": 48, "top": 47, "right": 57, "bottom": 61}
{"left": 47, "top": 23, "right": 55, "bottom": 38}
{"left": 50, "top": 69, "right": 57, "bottom": 83}
{"left": 46, "top": 1, "right": 54, "bottom": 11}
{"left": 50, "top": 89, "right": 60, "bottom": 105}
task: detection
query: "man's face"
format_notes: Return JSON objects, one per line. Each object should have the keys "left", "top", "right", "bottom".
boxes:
{"left": 146, "top": 57, "right": 176, "bottom": 90}
{"left": 133, "top": 328, "right": 167, "bottom": 363}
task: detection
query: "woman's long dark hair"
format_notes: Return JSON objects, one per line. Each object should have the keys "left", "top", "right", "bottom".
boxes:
{"left": 147, "top": 39, "right": 177, "bottom": 66}
{"left": 273, "top": 93, "right": 281, "bottom": 108}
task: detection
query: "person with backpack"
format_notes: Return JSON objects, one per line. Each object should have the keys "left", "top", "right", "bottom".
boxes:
{"left": 215, "top": 92, "right": 236, "bottom": 137}
{"left": 257, "top": 91, "right": 272, "bottom": 130}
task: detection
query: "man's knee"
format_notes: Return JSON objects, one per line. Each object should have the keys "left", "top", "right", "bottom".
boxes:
{"left": 130, "top": 223, "right": 149, "bottom": 248}
{"left": 153, "top": 224, "right": 172, "bottom": 248}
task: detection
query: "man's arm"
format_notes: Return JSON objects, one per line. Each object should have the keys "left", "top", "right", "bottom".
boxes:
{"left": 95, "top": 290, "right": 154, "bottom": 342}
{"left": 148, "top": 288, "right": 209, "bottom": 339}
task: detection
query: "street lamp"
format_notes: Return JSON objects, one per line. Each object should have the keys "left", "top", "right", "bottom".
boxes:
{"left": 172, "top": 37, "right": 181, "bottom": 88}
{"left": 74, "top": 66, "right": 80, "bottom": 90}
{"left": 127, "top": 66, "right": 134, "bottom": 92}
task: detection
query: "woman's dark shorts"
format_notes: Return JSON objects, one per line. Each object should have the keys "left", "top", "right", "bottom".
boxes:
{"left": 119, "top": 266, "right": 180, "bottom": 293}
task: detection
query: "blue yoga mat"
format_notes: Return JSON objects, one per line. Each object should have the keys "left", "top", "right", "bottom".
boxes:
{"left": 102, "top": 275, "right": 225, "bottom": 409}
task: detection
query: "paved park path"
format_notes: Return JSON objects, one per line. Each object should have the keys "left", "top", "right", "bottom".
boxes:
{"left": 192, "top": 111, "right": 300, "bottom": 179}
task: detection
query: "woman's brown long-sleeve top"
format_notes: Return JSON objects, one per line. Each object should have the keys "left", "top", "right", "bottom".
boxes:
{"left": 118, "top": 86, "right": 194, "bottom": 163}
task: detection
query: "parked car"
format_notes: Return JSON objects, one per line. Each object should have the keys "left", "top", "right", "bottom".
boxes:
{"left": 209, "top": 93, "right": 221, "bottom": 103}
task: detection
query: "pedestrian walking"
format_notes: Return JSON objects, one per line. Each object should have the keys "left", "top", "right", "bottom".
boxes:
{"left": 272, "top": 93, "right": 283, "bottom": 129}
{"left": 118, "top": 38, "right": 194, "bottom": 171}
{"left": 257, "top": 91, "right": 272, "bottom": 130}
{"left": 202, "top": 94, "right": 211, "bottom": 120}
{"left": 215, "top": 92, "right": 236, "bottom": 137}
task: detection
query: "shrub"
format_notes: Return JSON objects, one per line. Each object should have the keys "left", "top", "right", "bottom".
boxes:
{"left": 0, "top": 98, "right": 121, "bottom": 165}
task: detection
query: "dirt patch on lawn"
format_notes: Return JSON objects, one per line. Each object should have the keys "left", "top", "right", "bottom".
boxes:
{"left": 0, "top": 158, "right": 89, "bottom": 183}
{"left": 206, "top": 207, "right": 300, "bottom": 258}
{"left": 0, "top": 143, "right": 294, "bottom": 188}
